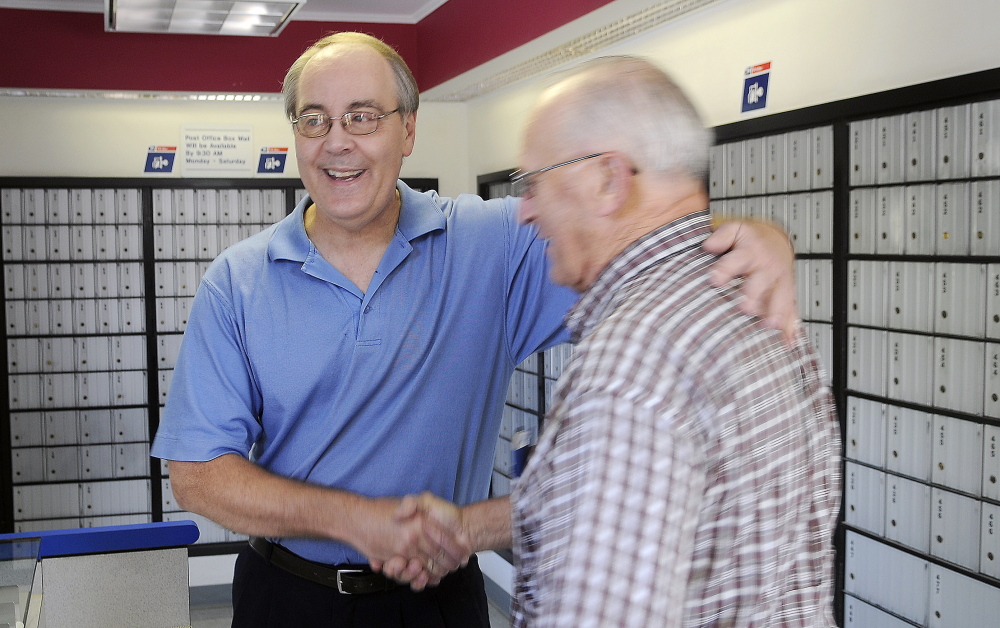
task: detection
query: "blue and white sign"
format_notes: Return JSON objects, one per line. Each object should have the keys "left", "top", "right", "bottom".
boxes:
{"left": 257, "top": 147, "right": 288, "bottom": 174}
{"left": 742, "top": 62, "right": 771, "bottom": 113}
{"left": 144, "top": 146, "right": 176, "bottom": 174}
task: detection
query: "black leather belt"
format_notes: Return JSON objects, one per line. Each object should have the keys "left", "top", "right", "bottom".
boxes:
{"left": 249, "top": 537, "right": 399, "bottom": 594}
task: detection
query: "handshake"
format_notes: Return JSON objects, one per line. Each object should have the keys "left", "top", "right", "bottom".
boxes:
{"left": 363, "top": 492, "right": 475, "bottom": 591}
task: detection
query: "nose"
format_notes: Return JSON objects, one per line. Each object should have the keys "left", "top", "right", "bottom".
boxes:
{"left": 319, "top": 120, "right": 355, "bottom": 153}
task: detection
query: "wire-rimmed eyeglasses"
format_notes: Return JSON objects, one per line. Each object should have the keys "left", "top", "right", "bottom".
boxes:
{"left": 291, "top": 109, "right": 400, "bottom": 138}
{"left": 509, "top": 153, "right": 606, "bottom": 198}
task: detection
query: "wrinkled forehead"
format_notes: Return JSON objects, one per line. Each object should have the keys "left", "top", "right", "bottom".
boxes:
{"left": 302, "top": 43, "right": 392, "bottom": 83}
{"left": 298, "top": 44, "right": 397, "bottom": 110}
{"left": 521, "top": 96, "right": 578, "bottom": 164}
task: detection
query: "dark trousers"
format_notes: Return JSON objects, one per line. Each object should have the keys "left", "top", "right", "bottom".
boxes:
{"left": 231, "top": 545, "right": 491, "bottom": 628}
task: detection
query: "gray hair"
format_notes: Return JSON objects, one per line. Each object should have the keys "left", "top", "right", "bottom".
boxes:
{"left": 282, "top": 32, "right": 419, "bottom": 121}
{"left": 549, "top": 56, "right": 711, "bottom": 182}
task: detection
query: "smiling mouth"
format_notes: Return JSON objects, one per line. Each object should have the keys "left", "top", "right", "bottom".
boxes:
{"left": 324, "top": 168, "right": 364, "bottom": 181}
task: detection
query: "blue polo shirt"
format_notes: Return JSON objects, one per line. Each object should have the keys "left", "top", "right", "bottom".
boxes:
{"left": 151, "top": 181, "right": 575, "bottom": 564}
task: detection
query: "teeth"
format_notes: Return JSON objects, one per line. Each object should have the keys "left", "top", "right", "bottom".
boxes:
{"left": 325, "top": 169, "right": 364, "bottom": 180}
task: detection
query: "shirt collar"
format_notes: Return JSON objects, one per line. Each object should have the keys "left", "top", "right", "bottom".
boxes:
{"left": 267, "top": 180, "right": 447, "bottom": 263}
{"left": 565, "top": 209, "right": 713, "bottom": 342}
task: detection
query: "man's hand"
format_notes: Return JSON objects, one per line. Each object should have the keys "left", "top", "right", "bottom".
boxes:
{"left": 166, "top": 456, "right": 472, "bottom": 592}
{"left": 368, "top": 492, "right": 471, "bottom": 591}
{"left": 703, "top": 219, "right": 800, "bottom": 344}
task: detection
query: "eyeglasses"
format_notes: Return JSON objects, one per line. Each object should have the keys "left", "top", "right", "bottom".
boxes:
{"left": 291, "top": 109, "right": 400, "bottom": 138}
{"left": 509, "top": 153, "right": 605, "bottom": 198}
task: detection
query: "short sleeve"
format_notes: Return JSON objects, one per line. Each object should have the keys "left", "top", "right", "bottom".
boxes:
{"left": 151, "top": 277, "right": 263, "bottom": 462}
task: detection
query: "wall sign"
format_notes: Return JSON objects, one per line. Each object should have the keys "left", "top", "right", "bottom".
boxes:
{"left": 181, "top": 127, "right": 254, "bottom": 177}
{"left": 257, "top": 147, "right": 289, "bottom": 174}
{"left": 742, "top": 62, "right": 771, "bottom": 113}
{"left": 143, "top": 146, "right": 176, "bottom": 174}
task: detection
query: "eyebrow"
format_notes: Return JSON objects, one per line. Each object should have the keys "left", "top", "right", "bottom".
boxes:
{"left": 297, "top": 99, "right": 385, "bottom": 115}
{"left": 348, "top": 99, "right": 382, "bottom": 111}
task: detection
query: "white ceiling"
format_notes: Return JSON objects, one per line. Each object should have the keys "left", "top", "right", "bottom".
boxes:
{"left": 0, "top": 0, "right": 450, "bottom": 24}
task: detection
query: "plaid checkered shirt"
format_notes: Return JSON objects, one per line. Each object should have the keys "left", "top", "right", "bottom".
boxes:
{"left": 511, "top": 210, "right": 841, "bottom": 628}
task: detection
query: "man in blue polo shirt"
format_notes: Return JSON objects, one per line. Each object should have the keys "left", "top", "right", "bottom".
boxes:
{"left": 151, "top": 32, "right": 799, "bottom": 627}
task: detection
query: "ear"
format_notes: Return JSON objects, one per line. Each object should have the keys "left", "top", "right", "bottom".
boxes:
{"left": 401, "top": 111, "right": 417, "bottom": 157}
{"left": 593, "top": 152, "right": 635, "bottom": 218}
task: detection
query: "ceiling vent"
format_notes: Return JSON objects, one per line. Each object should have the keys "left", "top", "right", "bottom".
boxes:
{"left": 105, "top": 0, "right": 306, "bottom": 36}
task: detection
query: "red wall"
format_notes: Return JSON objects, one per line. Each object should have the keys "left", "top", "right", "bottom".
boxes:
{"left": 416, "top": 0, "right": 614, "bottom": 91}
{"left": 0, "top": 9, "right": 417, "bottom": 93}
{"left": 0, "top": 2, "right": 616, "bottom": 93}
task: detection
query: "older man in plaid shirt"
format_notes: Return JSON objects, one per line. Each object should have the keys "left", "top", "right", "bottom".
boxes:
{"left": 510, "top": 56, "right": 842, "bottom": 628}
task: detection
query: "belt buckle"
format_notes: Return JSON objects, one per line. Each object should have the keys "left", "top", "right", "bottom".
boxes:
{"left": 336, "top": 569, "right": 364, "bottom": 594}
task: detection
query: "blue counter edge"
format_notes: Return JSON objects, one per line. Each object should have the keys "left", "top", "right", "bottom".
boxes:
{"left": 0, "top": 521, "right": 200, "bottom": 558}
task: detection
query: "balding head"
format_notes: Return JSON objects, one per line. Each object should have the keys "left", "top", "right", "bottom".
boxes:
{"left": 282, "top": 32, "right": 419, "bottom": 121}
{"left": 518, "top": 56, "right": 712, "bottom": 293}
{"left": 534, "top": 56, "right": 711, "bottom": 183}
